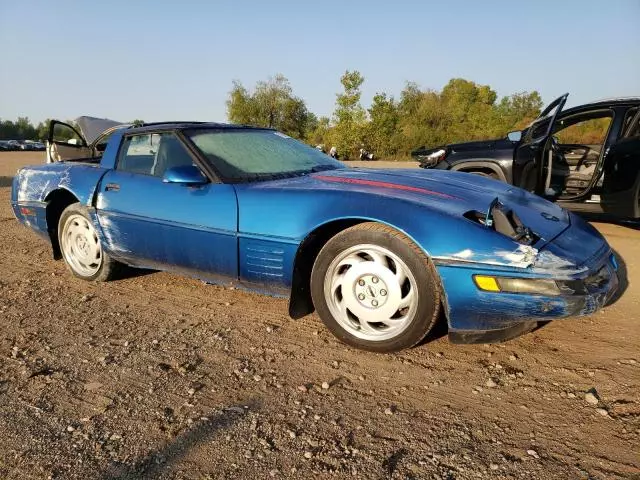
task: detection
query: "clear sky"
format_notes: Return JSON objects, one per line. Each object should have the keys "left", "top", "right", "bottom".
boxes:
{"left": 1, "top": 0, "right": 639, "bottom": 124}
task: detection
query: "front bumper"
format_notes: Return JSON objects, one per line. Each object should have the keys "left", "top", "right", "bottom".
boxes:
{"left": 437, "top": 248, "right": 619, "bottom": 344}
{"left": 449, "top": 320, "right": 539, "bottom": 344}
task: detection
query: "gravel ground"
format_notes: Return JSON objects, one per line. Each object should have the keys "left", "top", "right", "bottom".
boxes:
{"left": 0, "top": 152, "right": 638, "bottom": 479}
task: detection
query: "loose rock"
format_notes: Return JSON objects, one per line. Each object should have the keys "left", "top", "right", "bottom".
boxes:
{"left": 584, "top": 392, "right": 599, "bottom": 405}
{"left": 527, "top": 449, "right": 539, "bottom": 459}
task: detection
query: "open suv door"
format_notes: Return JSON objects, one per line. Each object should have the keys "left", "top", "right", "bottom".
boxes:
{"left": 512, "top": 94, "right": 569, "bottom": 197}
{"left": 600, "top": 107, "right": 640, "bottom": 218}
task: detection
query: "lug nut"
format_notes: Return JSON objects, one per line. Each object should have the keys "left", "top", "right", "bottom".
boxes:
{"left": 380, "top": 289, "right": 387, "bottom": 296}
{"left": 372, "top": 299, "right": 378, "bottom": 307}
{"left": 372, "top": 277, "right": 379, "bottom": 284}
{"left": 358, "top": 293, "right": 365, "bottom": 300}
{"left": 358, "top": 279, "right": 365, "bottom": 286}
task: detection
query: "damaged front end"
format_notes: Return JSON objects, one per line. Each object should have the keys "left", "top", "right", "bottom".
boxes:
{"left": 433, "top": 196, "right": 619, "bottom": 343}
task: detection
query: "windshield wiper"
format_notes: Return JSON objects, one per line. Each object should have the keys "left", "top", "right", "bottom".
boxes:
{"left": 308, "top": 165, "right": 339, "bottom": 173}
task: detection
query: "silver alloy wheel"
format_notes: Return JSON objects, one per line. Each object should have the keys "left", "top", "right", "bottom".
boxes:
{"left": 323, "top": 244, "right": 419, "bottom": 341}
{"left": 60, "top": 214, "right": 102, "bottom": 277}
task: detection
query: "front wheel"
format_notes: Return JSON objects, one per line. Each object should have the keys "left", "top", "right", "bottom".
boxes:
{"left": 310, "top": 223, "right": 441, "bottom": 352}
{"left": 58, "top": 203, "right": 122, "bottom": 281}
{"left": 468, "top": 170, "right": 499, "bottom": 180}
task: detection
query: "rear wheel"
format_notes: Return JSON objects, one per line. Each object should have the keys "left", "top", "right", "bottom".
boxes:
{"left": 58, "top": 203, "right": 121, "bottom": 281}
{"left": 310, "top": 223, "right": 441, "bottom": 352}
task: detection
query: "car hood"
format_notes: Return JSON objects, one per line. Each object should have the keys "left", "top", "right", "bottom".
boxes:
{"left": 447, "top": 137, "right": 515, "bottom": 152}
{"left": 75, "top": 116, "right": 124, "bottom": 144}
{"left": 300, "top": 168, "right": 571, "bottom": 248}
{"left": 412, "top": 137, "right": 515, "bottom": 157}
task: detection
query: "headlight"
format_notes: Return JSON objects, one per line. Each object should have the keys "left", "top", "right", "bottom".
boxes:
{"left": 419, "top": 149, "right": 447, "bottom": 167}
{"left": 426, "top": 149, "right": 446, "bottom": 160}
{"left": 474, "top": 275, "right": 562, "bottom": 296}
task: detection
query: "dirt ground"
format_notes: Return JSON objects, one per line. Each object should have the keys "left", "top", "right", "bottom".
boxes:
{"left": 0, "top": 152, "right": 638, "bottom": 479}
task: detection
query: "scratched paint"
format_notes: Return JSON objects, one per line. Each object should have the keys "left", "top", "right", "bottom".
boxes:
{"left": 439, "top": 244, "right": 590, "bottom": 276}
{"left": 17, "top": 169, "right": 55, "bottom": 202}
{"left": 440, "top": 244, "right": 538, "bottom": 269}
{"left": 97, "top": 215, "right": 131, "bottom": 255}
{"left": 530, "top": 250, "right": 588, "bottom": 275}
{"left": 16, "top": 166, "right": 75, "bottom": 203}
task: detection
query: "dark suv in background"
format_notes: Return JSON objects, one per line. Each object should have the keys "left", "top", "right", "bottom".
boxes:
{"left": 414, "top": 95, "right": 640, "bottom": 219}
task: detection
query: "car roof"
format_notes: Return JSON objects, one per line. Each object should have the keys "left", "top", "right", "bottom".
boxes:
{"left": 126, "top": 122, "right": 271, "bottom": 134}
{"left": 562, "top": 96, "right": 640, "bottom": 115}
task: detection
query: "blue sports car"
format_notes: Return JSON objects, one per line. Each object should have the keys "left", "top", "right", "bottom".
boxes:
{"left": 11, "top": 118, "right": 619, "bottom": 352}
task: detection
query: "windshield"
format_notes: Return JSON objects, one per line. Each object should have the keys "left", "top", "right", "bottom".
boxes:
{"left": 185, "top": 128, "right": 344, "bottom": 181}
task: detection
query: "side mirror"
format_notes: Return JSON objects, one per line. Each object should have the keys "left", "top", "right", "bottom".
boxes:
{"left": 507, "top": 131, "right": 522, "bottom": 142}
{"left": 162, "top": 165, "right": 208, "bottom": 185}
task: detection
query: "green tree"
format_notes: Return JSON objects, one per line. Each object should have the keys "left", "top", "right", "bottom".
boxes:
{"left": 307, "top": 116, "right": 331, "bottom": 148}
{"left": 332, "top": 70, "right": 367, "bottom": 159}
{"left": 226, "top": 74, "right": 313, "bottom": 139}
{"left": 36, "top": 120, "right": 51, "bottom": 140}
{"left": 366, "top": 93, "right": 399, "bottom": 156}
{"left": 0, "top": 117, "right": 38, "bottom": 140}
{"left": 497, "top": 91, "right": 543, "bottom": 130}
{"left": 440, "top": 78, "right": 498, "bottom": 141}
{"left": 396, "top": 83, "right": 447, "bottom": 152}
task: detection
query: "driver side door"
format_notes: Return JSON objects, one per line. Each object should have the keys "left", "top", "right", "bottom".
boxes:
{"left": 513, "top": 94, "right": 568, "bottom": 196}
{"left": 95, "top": 131, "right": 239, "bottom": 281}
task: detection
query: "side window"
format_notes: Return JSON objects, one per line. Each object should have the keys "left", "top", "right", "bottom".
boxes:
{"left": 52, "top": 122, "right": 84, "bottom": 145}
{"left": 554, "top": 114, "right": 612, "bottom": 146}
{"left": 94, "top": 131, "right": 115, "bottom": 155}
{"left": 117, "top": 133, "right": 195, "bottom": 177}
{"left": 623, "top": 108, "right": 639, "bottom": 139}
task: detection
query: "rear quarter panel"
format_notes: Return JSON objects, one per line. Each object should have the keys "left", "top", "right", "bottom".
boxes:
{"left": 11, "top": 163, "right": 110, "bottom": 238}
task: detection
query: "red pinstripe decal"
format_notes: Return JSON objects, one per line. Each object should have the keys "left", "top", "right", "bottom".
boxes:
{"left": 314, "top": 175, "right": 459, "bottom": 200}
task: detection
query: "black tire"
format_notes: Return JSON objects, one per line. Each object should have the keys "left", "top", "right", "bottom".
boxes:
{"left": 469, "top": 170, "right": 499, "bottom": 180}
{"left": 58, "top": 203, "right": 122, "bottom": 281}
{"left": 310, "top": 222, "right": 441, "bottom": 352}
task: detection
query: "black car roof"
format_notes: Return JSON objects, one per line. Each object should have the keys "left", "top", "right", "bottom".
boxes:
{"left": 561, "top": 97, "right": 640, "bottom": 115}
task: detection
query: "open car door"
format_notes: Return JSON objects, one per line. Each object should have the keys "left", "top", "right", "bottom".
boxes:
{"left": 512, "top": 93, "right": 569, "bottom": 197}
{"left": 47, "top": 120, "right": 92, "bottom": 163}
{"left": 600, "top": 107, "right": 640, "bottom": 218}
{"left": 47, "top": 117, "right": 123, "bottom": 163}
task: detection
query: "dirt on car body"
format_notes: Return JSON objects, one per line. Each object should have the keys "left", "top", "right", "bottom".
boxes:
{"left": 0, "top": 152, "right": 638, "bottom": 479}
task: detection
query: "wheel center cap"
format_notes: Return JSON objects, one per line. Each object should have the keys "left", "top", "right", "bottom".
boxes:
{"left": 76, "top": 235, "right": 89, "bottom": 256}
{"left": 355, "top": 275, "right": 388, "bottom": 309}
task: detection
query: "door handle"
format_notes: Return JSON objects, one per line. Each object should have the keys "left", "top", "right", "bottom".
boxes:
{"left": 105, "top": 183, "right": 120, "bottom": 192}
